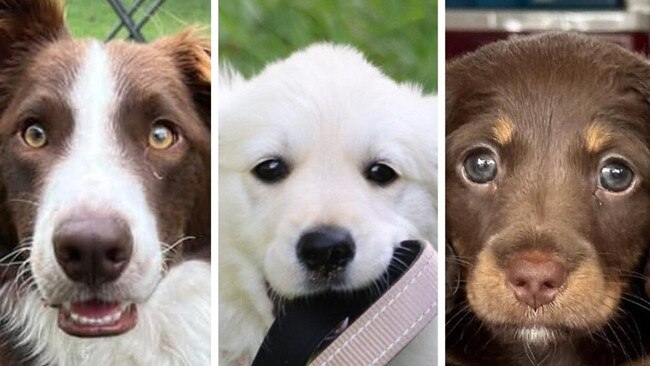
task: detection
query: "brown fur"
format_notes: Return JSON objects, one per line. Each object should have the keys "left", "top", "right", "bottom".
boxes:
{"left": 492, "top": 115, "right": 515, "bottom": 145}
{"left": 585, "top": 121, "right": 614, "bottom": 153}
{"left": 446, "top": 33, "right": 650, "bottom": 365}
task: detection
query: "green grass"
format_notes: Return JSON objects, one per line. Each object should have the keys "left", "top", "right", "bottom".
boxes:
{"left": 220, "top": 0, "right": 437, "bottom": 92}
{"left": 65, "top": 0, "right": 211, "bottom": 41}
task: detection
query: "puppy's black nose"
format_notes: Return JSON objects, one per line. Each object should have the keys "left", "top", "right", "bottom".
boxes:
{"left": 297, "top": 227, "right": 355, "bottom": 272}
{"left": 506, "top": 252, "right": 566, "bottom": 310}
{"left": 53, "top": 215, "right": 133, "bottom": 287}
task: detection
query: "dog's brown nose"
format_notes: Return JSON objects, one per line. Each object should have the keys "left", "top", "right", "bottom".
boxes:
{"left": 53, "top": 215, "right": 133, "bottom": 287}
{"left": 297, "top": 226, "right": 355, "bottom": 272}
{"left": 506, "top": 253, "right": 566, "bottom": 310}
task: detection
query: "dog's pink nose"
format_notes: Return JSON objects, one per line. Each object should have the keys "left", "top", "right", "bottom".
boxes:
{"left": 506, "top": 253, "right": 566, "bottom": 310}
{"left": 53, "top": 215, "right": 133, "bottom": 287}
{"left": 297, "top": 226, "right": 355, "bottom": 273}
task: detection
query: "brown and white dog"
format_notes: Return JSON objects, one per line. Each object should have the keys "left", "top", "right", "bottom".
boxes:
{"left": 0, "top": 1, "right": 210, "bottom": 365}
{"left": 446, "top": 33, "right": 650, "bottom": 365}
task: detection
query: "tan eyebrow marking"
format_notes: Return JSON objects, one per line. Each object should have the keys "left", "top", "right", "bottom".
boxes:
{"left": 585, "top": 121, "right": 612, "bottom": 153}
{"left": 492, "top": 115, "right": 515, "bottom": 145}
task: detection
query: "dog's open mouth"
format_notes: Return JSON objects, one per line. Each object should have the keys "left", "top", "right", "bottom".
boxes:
{"left": 58, "top": 300, "right": 137, "bottom": 337}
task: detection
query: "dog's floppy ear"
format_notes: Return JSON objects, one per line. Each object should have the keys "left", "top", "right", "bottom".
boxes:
{"left": 153, "top": 29, "right": 211, "bottom": 128}
{"left": 0, "top": 0, "right": 68, "bottom": 109}
{"left": 623, "top": 60, "right": 650, "bottom": 298}
{"left": 0, "top": 0, "right": 67, "bottom": 51}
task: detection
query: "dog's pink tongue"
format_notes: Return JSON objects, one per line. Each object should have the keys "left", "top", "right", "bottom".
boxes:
{"left": 70, "top": 300, "right": 120, "bottom": 317}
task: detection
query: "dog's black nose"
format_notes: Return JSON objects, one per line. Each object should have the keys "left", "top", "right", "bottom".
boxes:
{"left": 506, "top": 252, "right": 567, "bottom": 310}
{"left": 297, "top": 227, "right": 355, "bottom": 272}
{"left": 53, "top": 215, "right": 133, "bottom": 287}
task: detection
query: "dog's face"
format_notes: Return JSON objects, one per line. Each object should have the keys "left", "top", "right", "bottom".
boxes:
{"left": 220, "top": 44, "right": 436, "bottom": 298}
{"left": 0, "top": 0, "right": 210, "bottom": 337}
{"left": 446, "top": 33, "right": 650, "bottom": 344}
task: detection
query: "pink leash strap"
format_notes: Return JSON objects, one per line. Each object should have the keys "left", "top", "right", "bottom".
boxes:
{"left": 310, "top": 243, "right": 437, "bottom": 366}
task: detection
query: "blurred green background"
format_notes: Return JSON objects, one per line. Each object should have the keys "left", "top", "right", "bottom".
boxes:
{"left": 65, "top": 0, "right": 210, "bottom": 41}
{"left": 220, "top": 0, "right": 438, "bottom": 92}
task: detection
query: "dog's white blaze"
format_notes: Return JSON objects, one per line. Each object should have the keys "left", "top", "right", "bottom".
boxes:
{"left": 0, "top": 42, "right": 210, "bottom": 366}
{"left": 31, "top": 41, "right": 161, "bottom": 303}
{"left": 29, "top": 41, "right": 161, "bottom": 303}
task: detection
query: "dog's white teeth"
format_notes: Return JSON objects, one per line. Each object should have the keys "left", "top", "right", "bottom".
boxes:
{"left": 69, "top": 305, "right": 127, "bottom": 326}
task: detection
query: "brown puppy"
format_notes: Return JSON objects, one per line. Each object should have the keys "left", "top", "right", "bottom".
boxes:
{"left": 446, "top": 33, "right": 650, "bottom": 365}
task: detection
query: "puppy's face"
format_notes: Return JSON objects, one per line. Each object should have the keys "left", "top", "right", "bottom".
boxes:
{"left": 220, "top": 44, "right": 436, "bottom": 298}
{"left": 446, "top": 34, "right": 650, "bottom": 343}
{"left": 0, "top": 1, "right": 210, "bottom": 337}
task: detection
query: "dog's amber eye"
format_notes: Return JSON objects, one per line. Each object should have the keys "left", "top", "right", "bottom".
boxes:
{"left": 366, "top": 162, "right": 398, "bottom": 186}
{"left": 149, "top": 123, "right": 176, "bottom": 150}
{"left": 599, "top": 162, "right": 633, "bottom": 192}
{"left": 464, "top": 151, "right": 497, "bottom": 183}
{"left": 253, "top": 158, "right": 289, "bottom": 183}
{"left": 22, "top": 123, "right": 47, "bottom": 148}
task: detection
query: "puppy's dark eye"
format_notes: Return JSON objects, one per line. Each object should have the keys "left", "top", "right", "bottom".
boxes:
{"left": 599, "top": 162, "right": 634, "bottom": 192}
{"left": 253, "top": 158, "right": 289, "bottom": 183}
{"left": 366, "top": 162, "right": 398, "bottom": 186}
{"left": 463, "top": 151, "right": 497, "bottom": 183}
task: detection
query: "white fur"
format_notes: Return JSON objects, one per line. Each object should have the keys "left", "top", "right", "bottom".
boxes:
{"left": 1, "top": 261, "right": 210, "bottom": 366}
{"left": 219, "top": 43, "right": 437, "bottom": 364}
{"left": 518, "top": 327, "right": 555, "bottom": 345}
{"left": 2, "top": 41, "right": 210, "bottom": 365}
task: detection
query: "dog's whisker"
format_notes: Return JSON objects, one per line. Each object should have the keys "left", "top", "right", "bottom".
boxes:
{"left": 7, "top": 198, "right": 39, "bottom": 207}
{"left": 161, "top": 236, "right": 197, "bottom": 254}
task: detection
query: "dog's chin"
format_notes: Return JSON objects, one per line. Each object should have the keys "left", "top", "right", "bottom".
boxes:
{"left": 491, "top": 325, "right": 565, "bottom": 345}
{"left": 57, "top": 300, "right": 137, "bottom": 337}
{"left": 267, "top": 272, "right": 375, "bottom": 313}
{"left": 487, "top": 319, "right": 599, "bottom": 346}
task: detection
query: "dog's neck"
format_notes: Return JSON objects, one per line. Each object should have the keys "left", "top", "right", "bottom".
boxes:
{"left": 219, "top": 247, "right": 274, "bottom": 365}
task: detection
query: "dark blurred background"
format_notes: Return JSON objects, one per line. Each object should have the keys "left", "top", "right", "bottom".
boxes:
{"left": 446, "top": 0, "right": 650, "bottom": 59}
{"left": 220, "top": 0, "right": 438, "bottom": 92}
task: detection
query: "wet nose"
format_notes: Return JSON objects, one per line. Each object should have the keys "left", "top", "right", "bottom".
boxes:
{"left": 53, "top": 215, "right": 133, "bottom": 287}
{"left": 297, "top": 226, "right": 355, "bottom": 272}
{"left": 506, "top": 253, "right": 567, "bottom": 310}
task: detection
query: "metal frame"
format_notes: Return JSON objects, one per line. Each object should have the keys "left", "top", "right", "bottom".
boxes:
{"left": 106, "top": 0, "right": 166, "bottom": 42}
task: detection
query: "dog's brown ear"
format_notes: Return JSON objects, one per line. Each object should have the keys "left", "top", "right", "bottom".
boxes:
{"left": 623, "top": 61, "right": 650, "bottom": 299}
{"left": 0, "top": 0, "right": 66, "bottom": 44}
{"left": 0, "top": 0, "right": 68, "bottom": 109}
{"left": 0, "top": 0, "right": 67, "bottom": 64}
{"left": 153, "top": 29, "right": 211, "bottom": 128}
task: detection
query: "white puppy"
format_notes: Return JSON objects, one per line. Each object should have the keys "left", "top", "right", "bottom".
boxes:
{"left": 219, "top": 43, "right": 437, "bottom": 365}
